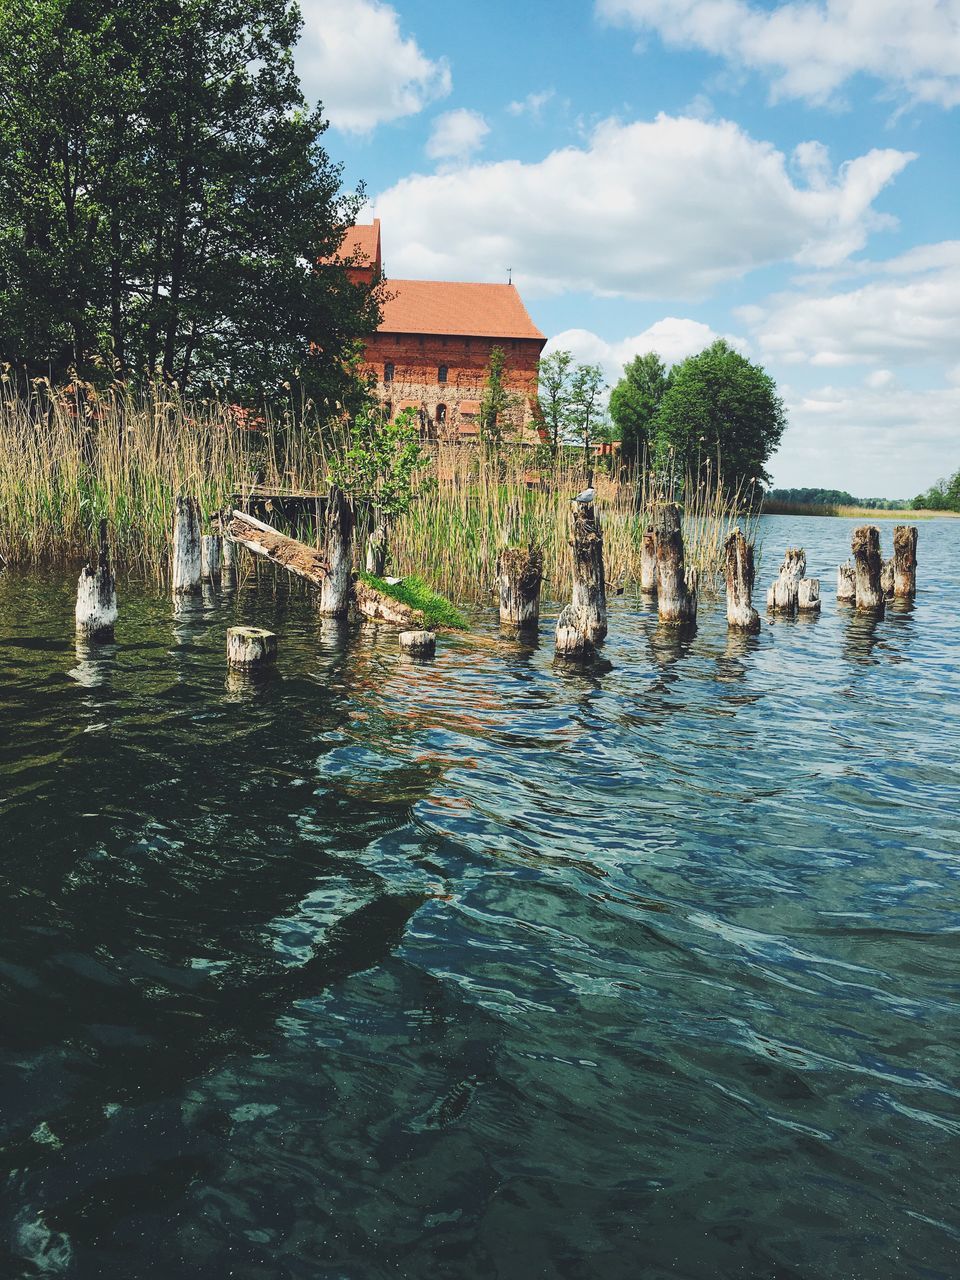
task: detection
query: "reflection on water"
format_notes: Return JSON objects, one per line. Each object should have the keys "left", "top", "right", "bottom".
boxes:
{"left": 0, "top": 515, "right": 959, "bottom": 1280}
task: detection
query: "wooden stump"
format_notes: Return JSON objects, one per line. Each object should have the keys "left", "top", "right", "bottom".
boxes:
{"left": 766, "top": 548, "right": 806, "bottom": 615}
{"left": 851, "top": 525, "right": 885, "bottom": 614}
{"left": 172, "top": 496, "right": 202, "bottom": 594}
{"left": 639, "top": 526, "right": 657, "bottom": 595}
{"left": 498, "top": 545, "right": 543, "bottom": 630}
{"left": 724, "top": 529, "right": 760, "bottom": 632}
{"left": 319, "top": 486, "right": 354, "bottom": 617}
{"left": 75, "top": 519, "right": 117, "bottom": 641}
{"left": 893, "top": 525, "right": 918, "bottom": 599}
{"left": 570, "top": 500, "right": 607, "bottom": 642}
{"left": 655, "top": 504, "right": 697, "bottom": 625}
{"left": 201, "top": 534, "right": 222, "bottom": 581}
{"left": 798, "top": 578, "right": 821, "bottom": 613}
{"left": 222, "top": 537, "right": 235, "bottom": 572}
{"left": 399, "top": 629, "right": 436, "bottom": 657}
{"left": 837, "top": 561, "right": 856, "bottom": 603}
{"left": 880, "top": 558, "right": 894, "bottom": 598}
{"left": 226, "top": 626, "right": 277, "bottom": 668}
{"left": 554, "top": 603, "right": 594, "bottom": 660}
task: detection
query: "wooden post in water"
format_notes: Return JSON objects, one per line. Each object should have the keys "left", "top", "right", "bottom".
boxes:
{"left": 851, "top": 525, "right": 885, "bottom": 614}
{"left": 798, "top": 578, "right": 821, "bottom": 613}
{"left": 893, "top": 525, "right": 918, "bottom": 599}
{"left": 880, "top": 559, "right": 894, "bottom": 598}
{"left": 75, "top": 519, "right": 117, "bottom": 641}
{"left": 655, "top": 503, "right": 697, "bottom": 625}
{"left": 766, "top": 548, "right": 805, "bottom": 615}
{"left": 724, "top": 529, "right": 759, "bottom": 632}
{"left": 172, "top": 496, "right": 202, "bottom": 593}
{"left": 837, "top": 561, "right": 856, "bottom": 603}
{"left": 201, "top": 534, "right": 222, "bottom": 581}
{"left": 570, "top": 498, "right": 607, "bottom": 643}
{"left": 498, "top": 545, "right": 543, "bottom": 631}
{"left": 639, "top": 526, "right": 657, "bottom": 595}
{"left": 554, "top": 603, "right": 594, "bottom": 660}
{"left": 319, "top": 487, "right": 354, "bottom": 617}
{"left": 399, "top": 629, "right": 436, "bottom": 657}
{"left": 227, "top": 626, "right": 277, "bottom": 669}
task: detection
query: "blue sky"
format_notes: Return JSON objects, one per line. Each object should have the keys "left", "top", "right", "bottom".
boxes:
{"left": 296, "top": 0, "right": 960, "bottom": 497}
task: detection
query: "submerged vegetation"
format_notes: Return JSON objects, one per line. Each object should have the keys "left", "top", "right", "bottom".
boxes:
{"left": 0, "top": 381, "right": 757, "bottom": 601}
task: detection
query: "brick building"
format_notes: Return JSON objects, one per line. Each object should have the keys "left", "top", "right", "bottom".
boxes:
{"left": 337, "top": 220, "right": 546, "bottom": 442}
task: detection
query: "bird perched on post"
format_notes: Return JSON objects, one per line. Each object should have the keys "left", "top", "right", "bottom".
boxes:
{"left": 573, "top": 486, "right": 595, "bottom": 505}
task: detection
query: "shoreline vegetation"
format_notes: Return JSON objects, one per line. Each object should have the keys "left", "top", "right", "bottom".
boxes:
{"left": 761, "top": 499, "right": 957, "bottom": 519}
{"left": 0, "top": 382, "right": 758, "bottom": 602}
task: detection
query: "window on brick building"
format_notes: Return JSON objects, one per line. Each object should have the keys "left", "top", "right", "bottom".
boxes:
{"left": 436, "top": 404, "right": 446, "bottom": 426}
{"left": 384, "top": 362, "right": 394, "bottom": 382}
{"left": 438, "top": 365, "right": 448, "bottom": 384}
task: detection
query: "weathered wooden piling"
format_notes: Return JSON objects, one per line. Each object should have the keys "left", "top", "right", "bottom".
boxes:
{"left": 655, "top": 504, "right": 697, "bottom": 625}
{"left": 766, "top": 548, "right": 806, "bottom": 615}
{"left": 201, "top": 533, "right": 222, "bottom": 581}
{"left": 851, "top": 525, "right": 885, "bottom": 614}
{"left": 554, "top": 603, "right": 594, "bottom": 660}
{"left": 399, "top": 629, "right": 436, "bottom": 657}
{"left": 226, "top": 626, "right": 277, "bottom": 669}
{"left": 172, "top": 496, "right": 202, "bottom": 594}
{"left": 724, "top": 528, "right": 760, "bottom": 632}
{"left": 75, "top": 519, "right": 117, "bottom": 641}
{"left": 837, "top": 561, "right": 856, "bottom": 603}
{"left": 571, "top": 498, "right": 607, "bottom": 643}
{"left": 798, "top": 578, "right": 821, "bottom": 613}
{"left": 498, "top": 545, "right": 543, "bottom": 630}
{"left": 639, "top": 526, "right": 657, "bottom": 595}
{"left": 318, "top": 486, "right": 354, "bottom": 617}
{"left": 880, "top": 559, "right": 894, "bottom": 598}
{"left": 893, "top": 525, "right": 918, "bottom": 599}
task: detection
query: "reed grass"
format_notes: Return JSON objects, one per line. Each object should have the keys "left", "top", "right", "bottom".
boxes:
{"left": 0, "top": 380, "right": 757, "bottom": 602}
{"left": 762, "top": 498, "right": 950, "bottom": 520}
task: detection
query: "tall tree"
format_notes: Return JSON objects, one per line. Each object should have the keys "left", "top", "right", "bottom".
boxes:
{"left": 653, "top": 340, "right": 786, "bottom": 488}
{"left": 0, "top": 0, "right": 379, "bottom": 406}
{"left": 609, "top": 352, "right": 669, "bottom": 467}
{"left": 536, "top": 348, "right": 574, "bottom": 455}
{"left": 569, "top": 362, "right": 606, "bottom": 474}
{"left": 480, "top": 345, "right": 519, "bottom": 446}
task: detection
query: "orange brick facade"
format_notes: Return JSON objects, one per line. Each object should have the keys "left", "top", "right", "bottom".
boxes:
{"left": 364, "top": 332, "right": 544, "bottom": 440}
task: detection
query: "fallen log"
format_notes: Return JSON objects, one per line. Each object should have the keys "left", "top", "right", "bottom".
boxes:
{"left": 225, "top": 509, "right": 330, "bottom": 585}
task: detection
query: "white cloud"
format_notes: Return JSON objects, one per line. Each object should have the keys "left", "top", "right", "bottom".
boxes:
{"left": 544, "top": 319, "right": 748, "bottom": 385}
{"left": 597, "top": 0, "right": 960, "bottom": 108}
{"left": 297, "top": 0, "right": 451, "bottom": 133}
{"left": 426, "top": 109, "right": 490, "bottom": 163}
{"left": 744, "top": 241, "right": 960, "bottom": 366}
{"left": 372, "top": 114, "right": 912, "bottom": 299}
{"left": 507, "top": 90, "right": 556, "bottom": 119}
{"left": 770, "top": 381, "right": 960, "bottom": 495}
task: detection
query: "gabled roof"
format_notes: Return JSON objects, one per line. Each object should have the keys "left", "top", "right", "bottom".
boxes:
{"left": 379, "top": 280, "right": 545, "bottom": 342}
{"left": 321, "top": 220, "right": 381, "bottom": 273}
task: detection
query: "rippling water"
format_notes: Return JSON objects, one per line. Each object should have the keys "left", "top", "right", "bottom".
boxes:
{"left": 1, "top": 514, "right": 959, "bottom": 1279}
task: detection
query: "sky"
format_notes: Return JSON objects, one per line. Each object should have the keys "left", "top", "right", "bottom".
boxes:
{"left": 294, "top": 0, "right": 960, "bottom": 498}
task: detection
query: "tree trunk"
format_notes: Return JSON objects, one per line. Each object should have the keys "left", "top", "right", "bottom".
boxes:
{"left": 724, "top": 528, "right": 759, "bottom": 631}
{"left": 319, "top": 487, "right": 354, "bottom": 617}
{"left": 655, "top": 503, "right": 697, "bottom": 625}
{"left": 172, "top": 496, "right": 201, "bottom": 593}
{"left": 893, "top": 525, "right": 918, "bottom": 599}
{"left": 554, "top": 603, "right": 594, "bottom": 660}
{"left": 639, "top": 526, "right": 657, "bottom": 595}
{"left": 498, "top": 545, "right": 543, "bottom": 630}
{"left": 365, "top": 516, "right": 389, "bottom": 576}
{"left": 571, "top": 500, "right": 607, "bottom": 642}
{"left": 766, "top": 548, "right": 806, "bottom": 615}
{"left": 75, "top": 520, "right": 117, "bottom": 640}
{"left": 852, "top": 525, "right": 885, "bottom": 614}
{"left": 227, "top": 626, "right": 277, "bottom": 669}
{"left": 837, "top": 561, "right": 856, "bottom": 602}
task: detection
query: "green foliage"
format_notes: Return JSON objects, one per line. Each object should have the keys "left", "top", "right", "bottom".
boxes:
{"left": 536, "top": 349, "right": 575, "bottom": 453}
{"left": 326, "top": 405, "right": 426, "bottom": 518}
{"left": 609, "top": 352, "right": 669, "bottom": 466}
{"left": 653, "top": 340, "right": 786, "bottom": 489}
{"left": 766, "top": 487, "right": 910, "bottom": 510}
{"left": 569, "top": 363, "right": 606, "bottom": 461}
{"left": 480, "top": 345, "right": 520, "bottom": 447}
{"left": 0, "top": 0, "right": 379, "bottom": 406}
{"left": 914, "top": 467, "right": 960, "bottom": 511}
{"left": 358, "top": 572, "right": 468, "bottom": 631}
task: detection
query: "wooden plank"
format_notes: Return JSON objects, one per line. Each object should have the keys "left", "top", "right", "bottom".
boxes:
{"left": 225, "top": 510, "right": 330, "bottom": 585}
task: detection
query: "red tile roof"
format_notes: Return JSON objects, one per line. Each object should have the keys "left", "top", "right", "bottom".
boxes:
{"left": 321, "top": 220, "right": 381, "bottom": 271}
{"left": 379, "top": 280, "right": 545, "bottom": 341}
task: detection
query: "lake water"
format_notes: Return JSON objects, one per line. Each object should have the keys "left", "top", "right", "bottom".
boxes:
{"left": 1, "top": 514, "right": 958, "bottom": 1279}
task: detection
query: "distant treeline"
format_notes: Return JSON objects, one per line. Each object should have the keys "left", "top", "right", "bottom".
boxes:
{"left": 765, "top": 488, "right": 910, "bottom": 510}
{"left": 913, "top": 467, "right": 960, "bottom": 511}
